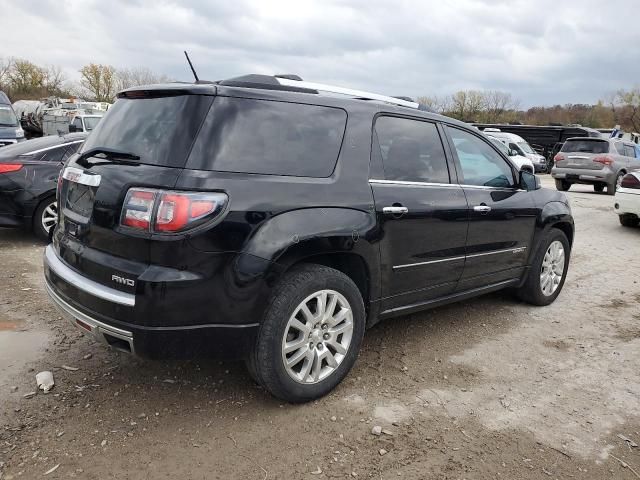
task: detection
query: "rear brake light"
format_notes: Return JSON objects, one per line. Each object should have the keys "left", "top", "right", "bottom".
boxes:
{"left": 120, "top": 188, "right": 227, "bottom": 233}
{"left": 620, "top": 174, "right": 640, "bottom": 189}
{"left": 121, "top": 189, "right": 156, "bottom": 230}
{"left": 593, "top": 156, "right": 613, "bottom": 166}
{"left": 553, "top": 154, "right": 564, "bottom": 163}
{"left": 0, "top": 163, "right": 22, "bottom": 173}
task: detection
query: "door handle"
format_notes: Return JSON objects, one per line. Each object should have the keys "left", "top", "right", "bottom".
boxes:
{"left": 383, "top": 206, "right": 409, "bottom": 215}
{"left": 473, "top": 205, "right": 492, "bottom": 214}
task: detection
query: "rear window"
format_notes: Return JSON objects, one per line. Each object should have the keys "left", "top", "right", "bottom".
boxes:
{"left": 187, "top": 97, "right": 347, "bottom": 177}
{"left": 80, "top": 95, "right": 213, "bottom": 168}
{"left": 561, "top": 139, "right": 609, "bottom": 154}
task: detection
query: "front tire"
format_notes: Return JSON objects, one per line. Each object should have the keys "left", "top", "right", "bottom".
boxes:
{"left": 555, "top": 179, "right": 571, "bottom": 191}
{"left": 33, "top": 196, "right": 57, "bottom": 242}
{"left": 619, "top": 214, "right": 639, "bottom": 227}
{"left": 517, "top": 229, "right": 570, "bottom": 306}
{"left": 247, "top": 264, "right": 365, "bottom": 403}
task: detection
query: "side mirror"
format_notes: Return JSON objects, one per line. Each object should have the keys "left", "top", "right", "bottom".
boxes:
{"left": 68, "top": 124, "right": 78, "bottom": 133}
{"left": 519, "top": 170, "right": 540, "bottom": 191}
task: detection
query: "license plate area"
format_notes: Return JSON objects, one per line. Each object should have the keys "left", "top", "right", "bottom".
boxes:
{"left": 61, "top": 167, "right": 101, "bottom": 222}
{"left": 64, "top": 181, "right": 95, "bottom": 219}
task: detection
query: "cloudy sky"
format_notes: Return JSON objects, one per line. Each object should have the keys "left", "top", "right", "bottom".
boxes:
{"left": 2, "top": 0, "right": 638, "bottom": 106}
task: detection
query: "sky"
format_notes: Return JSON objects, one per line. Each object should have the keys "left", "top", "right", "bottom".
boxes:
{"left": 2, "top": 0, "right": 638, "bottom": 107}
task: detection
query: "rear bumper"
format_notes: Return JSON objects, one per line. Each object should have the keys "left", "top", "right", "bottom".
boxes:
{"left": 44, "top": 245, "right": 259, "bottom": 359}
{"left": 552, "top": 167, "right": 613, "bottom": 184}
{"left": 614, "top": 189, "right": 640, "bottom": 216}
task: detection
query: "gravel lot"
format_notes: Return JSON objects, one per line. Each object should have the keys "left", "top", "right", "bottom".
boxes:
{"left": 1, "top": 175, "right": 639, "bottom": 479}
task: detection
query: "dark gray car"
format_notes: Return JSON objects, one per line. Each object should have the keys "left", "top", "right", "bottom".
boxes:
{"left": 551, "top": 137, "right": 640, "bottom": 195}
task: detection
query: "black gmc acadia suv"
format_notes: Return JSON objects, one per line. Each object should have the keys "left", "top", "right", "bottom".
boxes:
{"left": 44, "top": 75, "right": 574, "bottom": 402}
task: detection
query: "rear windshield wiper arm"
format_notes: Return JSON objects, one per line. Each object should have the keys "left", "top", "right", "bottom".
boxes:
{"left": 77, "top": 147, "right": 141, "bottom": 166}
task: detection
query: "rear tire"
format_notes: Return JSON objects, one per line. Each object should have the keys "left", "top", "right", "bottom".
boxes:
{"left": 608, "top": 172, "right": 625, "bottom": 195}
{"left": 247, "top": 264, "right": 365, "bottom": 403}
{"left": 517, "top": 229, "right": 570, "bottom": 306}
{"left": 33, "top": 196, "right": 57, "bottom": 242}
{"left": 555, "top": 179, "right": 571, "bottom": 191}
{"left": 593, "top": 184, "right": 605, "bottom": 193}
{"left": 619, "top": 214, "right": 639, "bottom": 228}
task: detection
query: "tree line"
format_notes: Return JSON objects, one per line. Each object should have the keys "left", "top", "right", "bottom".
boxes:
{"left": 1, "top": 56, "right": 638, "bottom": 132}
{"left": 419, "top": 88, "right": 640, "bottom": 132}
{"left": 0, "top": 57, "right": 170, "bottom": 103}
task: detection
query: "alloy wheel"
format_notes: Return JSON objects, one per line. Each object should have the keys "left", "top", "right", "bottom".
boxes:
{"left": 540, "top": 240, "right": 565, "bottom": 296}
{"left": 281, "top": 289, "right": 354, "bottom": 384}
{"left": 41, "top": 201, "right": 58, "bottom": 233}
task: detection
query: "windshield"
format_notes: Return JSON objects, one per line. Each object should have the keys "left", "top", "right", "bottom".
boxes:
{"left": 81, "top": 95, "right": 213, "bottom": 168}
{"left": 561, "top": 139, "right": 609, "bottom": 154}
{"left": 517, "top": 142, "right": 534, "bottom": 154}
{"left": 0, "top": 106, "right": 18, "bottom": 127}
{"left": 83, "top": 116, "right": 102, "bottom": 131}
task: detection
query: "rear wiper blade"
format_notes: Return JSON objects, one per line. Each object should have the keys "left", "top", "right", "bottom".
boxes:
{"left": 77, "top": 147, "right": 141, "bottom": 166}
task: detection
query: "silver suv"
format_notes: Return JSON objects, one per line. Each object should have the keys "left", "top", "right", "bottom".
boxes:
{"left": 552, "top": 137, "right": 640, "bottom": 195}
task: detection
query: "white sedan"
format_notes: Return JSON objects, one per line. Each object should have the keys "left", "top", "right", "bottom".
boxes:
{"left": 614, "top": 172, "right": 640, "bottom": 227}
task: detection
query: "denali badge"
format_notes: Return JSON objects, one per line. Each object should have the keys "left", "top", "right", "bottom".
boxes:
{"left": 112, "top": 274, "right": 135, "bottom": 287}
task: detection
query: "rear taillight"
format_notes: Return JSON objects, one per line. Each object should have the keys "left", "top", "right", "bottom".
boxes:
{"left": 620, "top": 173, "right": 640, "bottom": 189}
{"left": 121, "top": 188, "right": 227, "bottom": 234}
{"left": 593, "top": 156, "right": 614, "bottom": 166}
{"left": 553, "top": 154, "right": 564, "bottom": 163}
{"left": 121, "top": 189, "right": 156, "bottom": 230}
{"left": 0, "top": 163, "right": 22, "bottom": 173}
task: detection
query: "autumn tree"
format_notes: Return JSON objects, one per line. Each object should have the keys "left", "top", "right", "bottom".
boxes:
{"left": 42, "top": 65, "right": 67, "bottom": 96}
{"left": 7, "top": 59, "right": 45, "bottom": 95}
{"left": 79, "top": 63, "right": 117, "bottom": 102}
{"left": 615, "top": 88, "right": 640, "bottom": 132}
{"left": 0, "top": 57, "right": 11, "bottom": 91}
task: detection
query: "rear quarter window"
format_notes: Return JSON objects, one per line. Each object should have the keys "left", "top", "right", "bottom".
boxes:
{"left": 560, "top": 139, "right": 609, "bottom": 154}
{"left": 187, "top": 97, "right": 347, "bottom": 177}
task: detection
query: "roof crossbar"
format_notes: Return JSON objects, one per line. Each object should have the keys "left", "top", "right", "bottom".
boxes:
{"left": 275, "top": 77, "right": 419, "bottom": 109}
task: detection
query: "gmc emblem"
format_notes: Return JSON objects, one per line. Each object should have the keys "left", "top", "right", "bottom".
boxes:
{"left": 111, "top": 274, "right": 135, "bottom": 287}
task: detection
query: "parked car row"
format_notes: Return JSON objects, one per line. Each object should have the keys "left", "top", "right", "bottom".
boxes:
{"left": 0, "top": 133, "right": 87, "bottom": 239}
{"left": 482, "top": 129, "right": 547, "bottom": 172}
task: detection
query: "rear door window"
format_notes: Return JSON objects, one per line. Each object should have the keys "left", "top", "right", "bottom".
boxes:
{"left": 447, "top": 127, "right": 515, "bottom": 188}
{"left": 560, "top": 139, "right": 610, "bottom": 154}
{"left": 188, "top": 97, "right": 347, "bottom": 177}
{"left": 373, "top": 116, "right": 450, "bottom": 183}
{"left": 614, "top": 142, "right": 626, "bottom": 155}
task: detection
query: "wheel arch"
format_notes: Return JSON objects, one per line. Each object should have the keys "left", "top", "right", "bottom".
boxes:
{"left": 240, "top": 207, "right": 381, "bottom": 314}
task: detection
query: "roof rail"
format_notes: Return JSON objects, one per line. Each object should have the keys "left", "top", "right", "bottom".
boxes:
{"left": 275, "top": 77, "right": 419, "bottom": 109}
